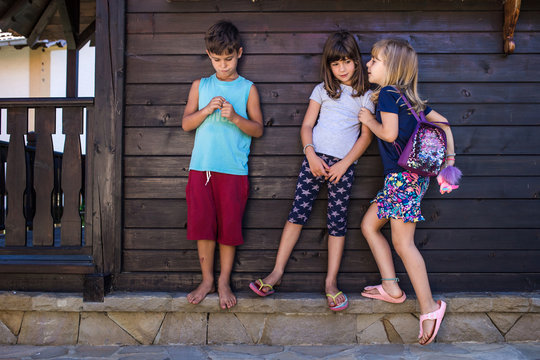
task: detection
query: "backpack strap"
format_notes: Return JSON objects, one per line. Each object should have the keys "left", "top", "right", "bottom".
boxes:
{"left": 390, "top": 86, "right": 447, "bottom": 156}
{"left": 391, "top": 86, "right": 446, "bottom": 127}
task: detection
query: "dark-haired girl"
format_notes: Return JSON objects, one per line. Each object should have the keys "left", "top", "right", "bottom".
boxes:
{"left": 249, "top": 31, "right": 374, "bottom": 311}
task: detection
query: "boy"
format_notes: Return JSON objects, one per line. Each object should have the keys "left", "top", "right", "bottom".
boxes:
{"left": 182, "top": 21, "right": 263, "bottom": 309}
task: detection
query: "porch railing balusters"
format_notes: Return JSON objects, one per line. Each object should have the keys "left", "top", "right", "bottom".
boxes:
{"left": 0, "top": 145, "right": 6, "bottom": 231}
{"left": 0, "top": 98, "right": 94, "bottom": 283}
{"left": 5, "top": 108, "right": 28, "bottom": 246}
{"left": 60, "top": 107, "right": 83, "bottom": 246}
{"left": 33, "top": 107, "right": 56, "bottom": 246}
{"left": 0, "top": 98, "right": 93, "bottom": 250}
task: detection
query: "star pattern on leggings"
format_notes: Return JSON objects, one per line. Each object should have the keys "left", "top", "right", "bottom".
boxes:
{"left": 287, "top": 154, "right": 354, "bottom": 236}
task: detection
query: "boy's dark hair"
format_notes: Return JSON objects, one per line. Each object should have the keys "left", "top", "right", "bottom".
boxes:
{"left": 205, "top": 20, "right": 242, "bottom": 55}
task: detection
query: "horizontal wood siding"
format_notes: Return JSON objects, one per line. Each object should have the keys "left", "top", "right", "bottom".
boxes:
{"left": 122, "top": 0, "right": 540, "bottom": 292}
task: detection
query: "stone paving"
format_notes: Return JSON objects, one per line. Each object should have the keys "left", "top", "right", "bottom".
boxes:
{"left": 0, "top": 343, "right": 539, "bottom": 360}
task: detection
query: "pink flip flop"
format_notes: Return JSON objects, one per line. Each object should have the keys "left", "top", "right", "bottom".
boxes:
{"left": 419, "top": 300, "right": 447, "bottom": 345}
{"left": 249, "top": 279, "right": 275, "bottom": 297}
{"left": 361, "top": 284, "right": 406, "bottom": 303}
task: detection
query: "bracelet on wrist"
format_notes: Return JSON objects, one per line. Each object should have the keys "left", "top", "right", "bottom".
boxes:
{"left": 446, "top": 153, "right": 456, "bottom": 157}
{"left": 303, "top": 143, "right": 315, "bottom": 154}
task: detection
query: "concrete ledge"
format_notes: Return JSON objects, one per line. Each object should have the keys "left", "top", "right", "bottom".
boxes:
{"left": 0, "top": 291, "right": 538, "bottom": 345}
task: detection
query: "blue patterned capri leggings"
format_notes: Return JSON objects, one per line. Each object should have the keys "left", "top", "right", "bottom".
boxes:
{"left": 287, "top": 153, "right": 355, "bottom": 237}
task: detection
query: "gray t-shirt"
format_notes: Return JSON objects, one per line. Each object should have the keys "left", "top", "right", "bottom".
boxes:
{"left": 310, "top": 82, "right": 375, "bottom": 160}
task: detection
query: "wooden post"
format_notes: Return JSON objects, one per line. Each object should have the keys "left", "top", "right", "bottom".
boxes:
{"left": 66, "top": 50, "right": 79, "bottom": 97}
{"left": 84, "top": 0, "right": 125, "bottom": 301}
{"left": 56, "top": 0, "right": 80, "bottom": 96}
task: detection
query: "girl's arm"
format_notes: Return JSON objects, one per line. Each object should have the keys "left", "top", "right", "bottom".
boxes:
{"left": 360, "top": 107, "right": 457, "bottom": 166}
{"left": 222, "top": 85, "right": 264, "bottom": 138}
{"left": 358, "top": 108, "right": 399, "bottom": 143}
{"left": 327, "top": 124, "right": 373, "bottom": 184}
{"left": 426, "top": 110, "right": 456, "bottom": 166}
{"left": 301, "top": 99, "right": 330, "bottom": 177}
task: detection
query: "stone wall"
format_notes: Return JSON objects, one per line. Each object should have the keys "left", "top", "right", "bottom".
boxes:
{"left": 0, "top": 292, "right": 538, "bottom": 345}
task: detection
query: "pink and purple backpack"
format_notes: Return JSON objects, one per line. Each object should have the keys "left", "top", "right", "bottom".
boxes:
{"left": 393, "top": 90, "right": 447, "bottom": 177}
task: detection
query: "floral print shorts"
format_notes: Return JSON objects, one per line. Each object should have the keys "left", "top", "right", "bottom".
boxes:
{"left": 371, "top": 171, "right": 430, "bottom": 223}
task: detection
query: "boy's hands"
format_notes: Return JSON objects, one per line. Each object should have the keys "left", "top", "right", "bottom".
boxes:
{"left": 204, "top": 97, "right": 238, "bottom": 123}
{"left": 220, "top": 100, "right": 238, "bottom": 122}
{"left": 205, "top": 96, "right": 226, "bottom": 116}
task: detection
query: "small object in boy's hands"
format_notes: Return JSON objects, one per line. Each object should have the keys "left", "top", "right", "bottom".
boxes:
{"left": 436, "top": 165, "right": 462, "bottom": 194}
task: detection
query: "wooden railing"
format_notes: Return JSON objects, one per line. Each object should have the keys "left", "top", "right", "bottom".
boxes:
{"left": 0, "top": 141, "right": 72, "bottom": 233}
{"left": 0, "top": 98, "right": 94, "bottom": 274}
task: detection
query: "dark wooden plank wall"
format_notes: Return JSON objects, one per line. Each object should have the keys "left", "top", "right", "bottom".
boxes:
{"left": 119, "top": 0, "right": 540, "bottom": 293}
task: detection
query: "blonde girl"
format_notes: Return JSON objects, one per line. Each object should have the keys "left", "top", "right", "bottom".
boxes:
{"left": 358, "top": 39, "right": 456, "bottom": 345}
{"left": 249, "top": 31, "right": 374, "bottom": 311}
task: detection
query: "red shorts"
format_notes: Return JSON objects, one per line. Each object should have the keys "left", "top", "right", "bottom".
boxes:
{"left": 186, "top": 170, "right": 249, "bottom": 246}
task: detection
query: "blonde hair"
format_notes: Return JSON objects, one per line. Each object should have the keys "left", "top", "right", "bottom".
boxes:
{"left": 321, "top": 31, "right": 369, "bottom": 99}
{"left": 370, "top": 39, "right": 427, "bottom": 113}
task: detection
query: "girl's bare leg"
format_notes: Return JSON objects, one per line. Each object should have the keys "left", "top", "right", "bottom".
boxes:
{"left": 187, "top": 240, "right": 216, "bottom": 304}
{"left": 257, "top": 221, "right": 303, "bottom": 293}
{"left": 390, "top": 218, "right": 439, "bottom": 344}
{"left": 326, "top": 235, "right": 346, "bottom": 306}
{"left": 360, "top": 203, "right": 402, "bottom": 298}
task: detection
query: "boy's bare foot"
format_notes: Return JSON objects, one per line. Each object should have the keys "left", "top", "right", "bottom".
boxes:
{"left": 325, "top": 284, "right": 346, "bottom": 307}
{"left": 187, "top": 280, "right": 215, "bottom": 304}
{"left": 218, "top": 281, "right": 237, "bottom": 309}
{"left": 255, "top": 272, "right": 282, "bottom": 295}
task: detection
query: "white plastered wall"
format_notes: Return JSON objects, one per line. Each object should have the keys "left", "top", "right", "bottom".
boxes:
{"left": 0, "top": 42, "right": 95, "bottom": 153}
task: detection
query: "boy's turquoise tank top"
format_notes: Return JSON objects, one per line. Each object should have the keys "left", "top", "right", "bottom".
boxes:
{"left": 189, "top": 74, "right": 253, "bottom": 175}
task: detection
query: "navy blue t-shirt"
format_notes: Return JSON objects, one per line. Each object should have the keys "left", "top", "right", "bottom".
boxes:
{"left": 375, "top": 86, "right": 432, "bottom": 175}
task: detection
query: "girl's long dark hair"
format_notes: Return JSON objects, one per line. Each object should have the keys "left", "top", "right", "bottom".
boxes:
{"left": 321, "top": 31, "right": 369, "bottom": 99}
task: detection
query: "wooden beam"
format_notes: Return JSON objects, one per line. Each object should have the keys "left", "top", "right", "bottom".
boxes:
{"left": 503, "top": 0, "right": 521, "bottom": 54}
{"left": 27, "top": 0, "right": 57, "bottom": 48}
{"left": 0, "top": 1, "right": 11, "bottom": 20}
{"left": 0, "top": 98, "right": 93, "bottom": 107}
{"left": 55, "top": 0, "right": 78, "bottom": 49}
{"left": 0, "top": 0, "right": 29, "bottom": 34}
{"left": 77, "top": 19, "right": 95, "bottom": 50}
{"left": 0, "top": 273, "right": 84, "bottom": 292}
